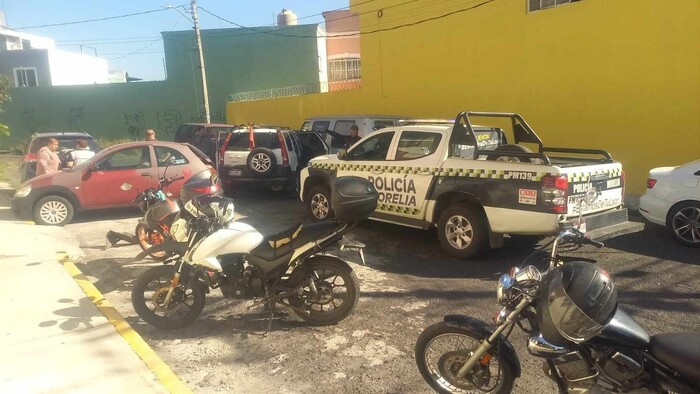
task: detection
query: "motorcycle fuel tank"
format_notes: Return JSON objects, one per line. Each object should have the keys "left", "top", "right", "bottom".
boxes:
{"left": 589, "top": 308, "right": 650, "bottom": 349}
{"left": 189, "top": 222, "right": 264, "bottom": 271}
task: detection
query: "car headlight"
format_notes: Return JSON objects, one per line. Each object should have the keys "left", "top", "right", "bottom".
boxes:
{"left": 496, "top": 274, "right": 515, "bottom": 305}
{"left": 14, "top": 185, "right": 32, "bottom": 198}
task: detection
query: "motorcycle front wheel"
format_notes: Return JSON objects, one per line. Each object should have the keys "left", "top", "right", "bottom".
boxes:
{"left": 415, "top": 322, "right": 515, "bottom": 394}
{"left": 131, "top": 265, "right": 206, "bottom": 329}
{"left": 287, "top": 256, "right": 359, "bottom": 326}
{"left": 135, "top": 223, "right": 169, "bottom": 260}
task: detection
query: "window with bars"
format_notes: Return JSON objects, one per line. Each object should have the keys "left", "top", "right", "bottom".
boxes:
{"left": 528, "top": 0, "right": 580, "bottom": 12}
{"left": 13, "top": 67, "right": 38, "bottom": 87}
{"left": 328, "top": 58, "right": 361, "bottom": 82}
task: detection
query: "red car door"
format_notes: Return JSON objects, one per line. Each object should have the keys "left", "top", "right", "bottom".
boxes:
{"left": 80, "top": 146, "right": 158, "bottom": 207}
{"left": 153, "top": 145, "right": 193, "bottom": 198}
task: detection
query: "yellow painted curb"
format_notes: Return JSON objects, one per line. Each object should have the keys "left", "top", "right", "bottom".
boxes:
{"left": 57, "top": 253, "right": 191, "bottom": 394}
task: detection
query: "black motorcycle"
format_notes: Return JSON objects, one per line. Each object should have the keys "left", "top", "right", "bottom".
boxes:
{"left": 415, "top": 224, "right": 700, "bottom": 393}
{"left": 131, "top": 176, "right": 376, "bottom": 329}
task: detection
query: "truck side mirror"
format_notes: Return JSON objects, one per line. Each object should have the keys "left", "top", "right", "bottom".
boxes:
{"left": 337, "top": 149, "right": 347, "bottom": 160}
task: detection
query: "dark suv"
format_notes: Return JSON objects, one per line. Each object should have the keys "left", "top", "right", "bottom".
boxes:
{"left": 20, "top": 132, "right": 101, "bottom": 183}
{"left": 174, "top": 123, "right": 237, "bottom": 163}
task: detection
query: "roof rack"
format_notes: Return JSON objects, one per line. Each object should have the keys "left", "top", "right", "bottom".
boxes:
{"left": 397, "top": 119, "right": 455, "bottom": 126}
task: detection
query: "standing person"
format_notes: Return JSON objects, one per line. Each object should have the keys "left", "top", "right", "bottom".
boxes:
{"left": 324, "top": 125, "right": 361, "bottom": 149}
{"left": 145, "top": 129, "right": 157, "bottom": 141}
{"left": 66, "top": 139, "right": 95, "bottom": 167}
{"left": 36, "top": 138, "right": 61, "bottom": 177}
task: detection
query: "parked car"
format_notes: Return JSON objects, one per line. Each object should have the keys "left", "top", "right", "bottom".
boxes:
{"left": 173, "top": 123, "right": 237, "bottom": 163}
{"left": 19, "top": 132, "right": 101, "bottom": 183}
{"left": 299, "top": 115, "right": 406, "bottom": 153}
{"left": 639, "top": 160, "right": 700, "bottom": 247}
{"left": 219, "top": 126, "right": 328, "bottom": 192}
{"left": 11, "top": 141, "right": 221, "bottom": 226}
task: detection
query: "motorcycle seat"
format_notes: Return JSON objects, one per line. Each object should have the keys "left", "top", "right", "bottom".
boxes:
{"left": 249, "top": 220, "right": 339, "bottom": 261}
{"left": 650, "top": 332, "right": 700, "bottom": 381}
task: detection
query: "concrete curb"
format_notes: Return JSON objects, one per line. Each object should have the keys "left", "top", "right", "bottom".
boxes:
{"left": 56, "top": 252, "right": 191, "bottom": 394}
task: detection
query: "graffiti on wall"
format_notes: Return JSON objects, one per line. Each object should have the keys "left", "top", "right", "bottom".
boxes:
{"left": 19, "top": 109, "right": 51, "bottom": 134}
{"left": 155, "top": 110, "right": 183, "bottom": 135}
{"left": 189, "top": 109, "right": 226, "bottom": 123}
{"left": 124, "top": 111, "right": 146, "bottom": 139}
{"left": 67, "top": 107, "right": 84, "bottom": 131}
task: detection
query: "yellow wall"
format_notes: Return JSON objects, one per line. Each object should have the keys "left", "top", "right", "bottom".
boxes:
{"left": 228, "top": 0, "right": 700, "bottom": 195}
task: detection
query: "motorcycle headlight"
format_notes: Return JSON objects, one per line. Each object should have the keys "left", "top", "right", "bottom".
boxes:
{"left": 14, "top": 185, "right": 32, "bottom": 198}
{"left": 496, "top": 274, "right": 515, "bottom": 305}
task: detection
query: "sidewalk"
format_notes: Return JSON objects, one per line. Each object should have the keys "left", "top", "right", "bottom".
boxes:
{"left": 0, "top": 216, "right": 176, "bottom": 393}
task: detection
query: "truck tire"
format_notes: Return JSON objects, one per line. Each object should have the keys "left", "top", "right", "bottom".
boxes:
{"left": 307, "top": 184, "right": 334, "bottom": 221}
{"left": 486, "top": 144, "right": 536, "bottom": 163}
{"left": 437, "top": 205, "right": 488, "bottom": 259}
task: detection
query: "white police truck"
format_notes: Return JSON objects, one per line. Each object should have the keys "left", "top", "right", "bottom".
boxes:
{"left": 299, "top": 112, "right": 642, "bottom": 259}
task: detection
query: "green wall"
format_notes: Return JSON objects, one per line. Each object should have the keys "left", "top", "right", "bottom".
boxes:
{"left": 165, "top": 25, "right": 323, "bottom": 107}
{"left": 0, "top": 24, "right": 323, "bottom": 148}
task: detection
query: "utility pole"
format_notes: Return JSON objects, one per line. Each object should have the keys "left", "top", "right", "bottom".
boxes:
{"left": 190, "top": 0, "right": 211, "bottom": 123}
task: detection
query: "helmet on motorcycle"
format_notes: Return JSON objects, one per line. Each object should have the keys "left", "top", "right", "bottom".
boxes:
{"left": 537, "top": 261, "right": 617, "bottom": 346}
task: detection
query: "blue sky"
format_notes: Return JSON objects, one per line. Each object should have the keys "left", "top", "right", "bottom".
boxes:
{"left": 2, "top": 0, "right": 348, "bottom": 81}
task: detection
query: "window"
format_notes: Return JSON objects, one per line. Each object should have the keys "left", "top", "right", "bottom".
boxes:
{"left": 14, "top": 67, "right": 38, "bottom": 87}
{"left": 528, "top": 0, "right": 580, "bottom": 12}
{"left": 225, "top": 131, "right": 279, "bottom": 151}
{"left": 395, "top": 131, "right": 442, "bottom": 160}
{"left": 155, "top": 146, "right": 189, "bottom": 167}
{"left": 311, "top": 121, "right": 330, "bottom": 132}
{"left": 345, "top": 132, "right": 394, "bottom": 161}
{"left": 97, "top": 147, "right": 151, "bottom": 170}
{"left": 328, "top": 58, "right": 361, "bottom": 81}
{"left": 333, "top": 120, "right": 357, "bottom": 136}
{"left": 300, "top": 121, "right": 312, "bottom": 132}
{"left": 373, "top": 120, "right": 395, "bottom": 131}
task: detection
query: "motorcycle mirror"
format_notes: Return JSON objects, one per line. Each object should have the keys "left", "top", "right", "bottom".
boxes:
{"left": 120, "top": 183, "right": 133, "bottom": 191}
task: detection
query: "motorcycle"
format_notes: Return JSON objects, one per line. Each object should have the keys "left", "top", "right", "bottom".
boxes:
{"left": 415, "top": 190, "right": 700, "bottom": 394}
{"left": 112, "top": 167, "right": 222, "bottom": 259}
{"left": 130, "top": 176, "right": 377, "bottom": 329}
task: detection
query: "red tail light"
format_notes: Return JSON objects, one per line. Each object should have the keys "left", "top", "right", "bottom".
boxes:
{"left": 542, "top": 175, "right": 568, "bottom": 213}
{"left": 277, "top": 130, "right": 289, "bottom": 166}
{"left": 189, "top": 185, "right": 219, "bottom": 194}
{"left": 24, "top": 153, "right": 37, "bottom": 162}
{"left": 646, "top": 177, "right": 656, "bottom": 189}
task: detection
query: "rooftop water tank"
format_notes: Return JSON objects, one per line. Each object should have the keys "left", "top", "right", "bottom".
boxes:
{"left": 277, "top": 9, "right": 298, "bottom": 26}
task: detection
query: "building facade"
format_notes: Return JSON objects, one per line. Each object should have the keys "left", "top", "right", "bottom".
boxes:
{"left": 227, "top": 0, "right": 700, "bottom": 195}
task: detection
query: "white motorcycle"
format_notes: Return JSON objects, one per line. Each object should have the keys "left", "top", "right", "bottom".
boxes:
{"left": 131, "top": 176, "right": 377, "bottom": 329}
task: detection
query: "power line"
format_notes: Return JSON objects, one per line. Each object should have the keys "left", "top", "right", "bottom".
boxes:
{"left": 12, "top": 6, "right": 181, "bottom": 30}
{"left": 196, "top": 0, "right": 420, "bottom": 39}
{"left": 198, "top": 0, "right": 497, "bottom": 40}
{"left": 57, "top": 39, "right": 162, "bottom": 47}
{"left": 107, "top": 13, "right": 186, "bottom": 60}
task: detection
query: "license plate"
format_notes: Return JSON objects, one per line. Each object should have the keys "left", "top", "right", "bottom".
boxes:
{"left": 229, "top": 169, "right": 242, "bottom": 176}
{"left": 607, "top": 178, "right": 621, "bottom": 188}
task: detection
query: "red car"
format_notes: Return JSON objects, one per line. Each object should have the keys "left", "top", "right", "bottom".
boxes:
{"left": 11, "top": 141, "right": 221, "bottom": 226}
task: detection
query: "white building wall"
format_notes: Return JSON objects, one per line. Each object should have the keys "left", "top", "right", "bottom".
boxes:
{"left": 48, "top": 50, "right": 110, "bottom": 85}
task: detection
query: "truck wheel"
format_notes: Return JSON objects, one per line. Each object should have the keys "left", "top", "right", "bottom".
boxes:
{"left": 486, "top": 144, "right": 535, "bottom": 163}
{"left": 437, "top": 205, "right": 488, "bottom": 259}
{"left": 34, "top": 195, "right": 74, "bottom": 226}
{"left": 307, "top": 184, "right": 334, "bottom": 221}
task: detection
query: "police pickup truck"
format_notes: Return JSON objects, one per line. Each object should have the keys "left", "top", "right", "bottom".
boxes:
{"left": 299, "top": 112, "right": 642, "bottom": 259}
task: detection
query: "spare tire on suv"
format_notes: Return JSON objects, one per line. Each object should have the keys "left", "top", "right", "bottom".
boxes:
{"left": 247, "top": 147, "right": 277, "bottom": 177}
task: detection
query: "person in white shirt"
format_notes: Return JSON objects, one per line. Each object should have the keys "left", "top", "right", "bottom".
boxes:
{"left": 66, "top": 139, "right": 95, "bottom": 167}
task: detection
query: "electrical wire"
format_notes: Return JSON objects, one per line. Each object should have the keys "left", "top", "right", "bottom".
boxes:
{"left": 198, "top": 0, "right": 498, "bottom": 39}
{"left": 107, "top": 13, "right": 186, "bottom": 60}
{"left": 12, "top": 6, "right": 182, "bottom": 30}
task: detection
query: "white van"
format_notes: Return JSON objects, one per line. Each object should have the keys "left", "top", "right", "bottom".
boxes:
{"left": 299, "top": 115, "right": 406, "bottom": 153}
